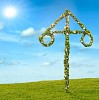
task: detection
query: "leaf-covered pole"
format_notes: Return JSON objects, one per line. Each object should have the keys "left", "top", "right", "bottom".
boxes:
{"left": 64, "top": 10, "right": 70, "bottom": 91}
{"left": 39, "top": 9, "right": 93, "bottom": 92}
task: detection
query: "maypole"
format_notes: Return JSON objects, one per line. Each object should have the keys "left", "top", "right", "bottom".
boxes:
{"left": 39, "top": 9, "right": 93, "bottom": 92}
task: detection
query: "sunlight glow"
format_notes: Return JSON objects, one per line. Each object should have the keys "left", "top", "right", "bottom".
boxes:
{"left": 3, "top": 7, "right": 17, "bottom": 18}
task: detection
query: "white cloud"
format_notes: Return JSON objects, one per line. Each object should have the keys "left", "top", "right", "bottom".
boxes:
{"left": 0, "top": 32, "right": 19, "bottom": 43}
{"left": 20, "top": 27, "right": 58, "bottom": 37}
{"left": 42, "top": 60, "right": 59, "bottom": 66}
{"left": 0, "top": 23, "right": 4, "bottom": 30}
{"left": 0, "top": 58, "right": 5, "bottom": 64}
{"left": 42, "top": 62, "right": 50, "bottom": 66}
{"left": 0, "top": 32, "right": 34, "bottom": 46}
{"left": 9, "top": 60, "right": 21, "bottom": 65}
{"left": 21, "top": 27, "right": 36, "bottom": 37}
{"left": 0, "top": 58, "right": 21, "bottom": 65}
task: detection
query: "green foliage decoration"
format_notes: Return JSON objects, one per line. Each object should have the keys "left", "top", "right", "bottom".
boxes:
{"left": 39, "top": 9, "right": 94, "bottom": 92}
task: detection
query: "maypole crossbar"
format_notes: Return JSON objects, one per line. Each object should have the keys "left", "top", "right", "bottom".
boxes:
{"left": 39, "top": 9, "right": 93, "bottom": 92}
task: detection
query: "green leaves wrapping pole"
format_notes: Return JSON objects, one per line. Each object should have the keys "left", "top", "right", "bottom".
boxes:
{"left": 39, "top": 9, "right": 94, "bottom": 91}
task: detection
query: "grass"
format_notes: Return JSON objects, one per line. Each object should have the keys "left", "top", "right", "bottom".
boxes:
{"left": 0, "top": 78, "right": 99, "bottom": 100}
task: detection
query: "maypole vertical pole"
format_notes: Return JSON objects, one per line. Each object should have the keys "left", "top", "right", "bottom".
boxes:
{"left": 64, "top": 9, "right": 70, "bottom": 91}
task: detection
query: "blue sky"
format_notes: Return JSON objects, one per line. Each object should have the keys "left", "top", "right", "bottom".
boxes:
{"left": 0, "top": 0, "right": 99, "bottom": 84}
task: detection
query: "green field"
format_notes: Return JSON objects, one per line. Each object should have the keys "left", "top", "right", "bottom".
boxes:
{"left": 0, "top": 78, "right": 99, "bottom": 100}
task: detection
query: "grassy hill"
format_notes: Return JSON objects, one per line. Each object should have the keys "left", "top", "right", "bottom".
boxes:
{"left": 0, "top": 78, "right": 99, "bottom": 100}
